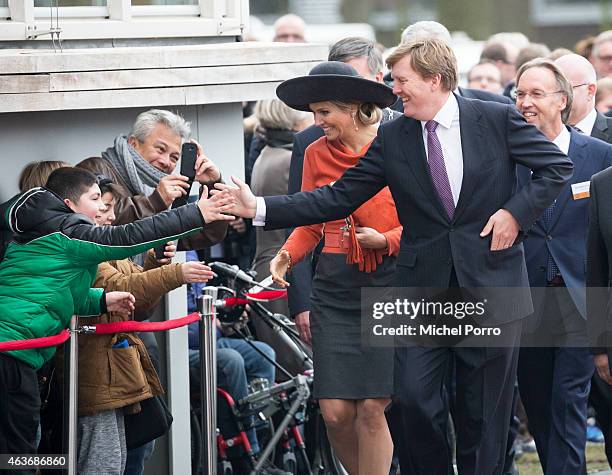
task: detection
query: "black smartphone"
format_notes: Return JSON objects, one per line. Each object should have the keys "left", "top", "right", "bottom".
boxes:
{"left": 154, "top": 244, "right": 167, "bottom": 260}
{"left": 171, "top": 142, "right": 198, "bottom": 209}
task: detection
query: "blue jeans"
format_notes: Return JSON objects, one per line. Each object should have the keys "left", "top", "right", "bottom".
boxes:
{"left": 124, "top": 439, "right": 154, "bottom": 475}
{"left": 189, "top": 337, "right": 275, "bottom": 454}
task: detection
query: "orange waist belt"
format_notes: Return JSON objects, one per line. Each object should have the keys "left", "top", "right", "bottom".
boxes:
{"left": 322, "top": 230, "right": 350, "bottom": 254}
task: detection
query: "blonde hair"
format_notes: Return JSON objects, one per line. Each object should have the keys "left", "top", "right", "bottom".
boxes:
{"left": 19, "top": 160, "right": 69, "bottom": 192}
{"left": 255, "top": 98, "right": 311, "bottom": 130}
{"left": 387, "top": 38, "right": 458, "bottom": 92}
{"left": 329, "top": 100, "right": 382, "bottom": 126}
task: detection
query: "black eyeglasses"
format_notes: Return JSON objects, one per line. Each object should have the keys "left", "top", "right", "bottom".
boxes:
{"left": 513, "top": 90, "right": 564, "bottom": 101}
{"left": 572, "top": 83, "right": 589, "bottom": 89}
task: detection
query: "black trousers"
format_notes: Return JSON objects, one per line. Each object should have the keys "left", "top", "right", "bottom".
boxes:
{"left": 590, "top": 372, "right": 612, "bottom": 468}
{"left": 390, "top": 323, "right": 521, "bottom": 475}
{"left": 0, "top": 354, "right": 40, "bottom": 475}
{"left": 518, "top": 286, "right": 594, "bottom": 475}
{"left": 388, "top": 267, "right": 522, "bottom": 474}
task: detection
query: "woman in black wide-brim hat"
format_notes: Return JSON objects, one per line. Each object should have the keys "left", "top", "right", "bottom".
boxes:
{"left": 268, "top": 61, "right": 402, "bottom": 474}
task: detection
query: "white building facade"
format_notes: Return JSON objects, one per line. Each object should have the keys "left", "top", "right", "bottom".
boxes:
{"left": 0, "top": 2, "right": 326, "bottom": 473}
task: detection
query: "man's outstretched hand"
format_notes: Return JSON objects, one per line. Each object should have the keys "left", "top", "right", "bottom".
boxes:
{"left": 211, "top": 176, "right": 257, "bottom": 219}
{"left": 197, "top": 185, "right": 236, "bottom": 223}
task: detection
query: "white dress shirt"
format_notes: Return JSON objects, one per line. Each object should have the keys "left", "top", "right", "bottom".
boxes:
{"left": 552, "top": 125, "right": 571, "bottom": 155}
{"left": 573, "top": 108, "right": 597, "bottom": 136}
{"left": 420, "top": 93, "right": 463, "bottom": 206}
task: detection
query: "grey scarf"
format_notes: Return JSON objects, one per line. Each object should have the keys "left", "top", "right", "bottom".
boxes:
{"left": 101, "top": 135, "right": 166, "bottom": 195}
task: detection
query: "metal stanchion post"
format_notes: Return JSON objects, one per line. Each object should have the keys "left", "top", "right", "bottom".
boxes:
{"left": 197, "top": 287, "right": 218, "bottom": 475}
{"left": 67, "top": 316, "right": 78, "bottom": 475}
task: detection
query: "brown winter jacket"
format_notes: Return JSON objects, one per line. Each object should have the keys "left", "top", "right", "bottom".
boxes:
{"left": 75, "top": 254, "right": 185, "bottom": 416}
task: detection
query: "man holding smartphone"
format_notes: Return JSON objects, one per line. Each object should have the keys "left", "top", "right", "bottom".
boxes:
{"left": 90, "top": 109, "right": 227, "bottom": 249}
{"left": 80, "top": 108, "right": 227, "bottom": 475}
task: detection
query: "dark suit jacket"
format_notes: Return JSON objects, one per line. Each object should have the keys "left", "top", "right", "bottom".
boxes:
{"left": 588, "top": 112, "right": 612, "bottom": 359}
{"left": 264, "top": 94, "right": 573, "bottom": 324}
{"left": 390, "top": 87, "right": 513, "bottom": 113}
{"left": 587, "top": 166, "right": 612, "bottom": 351}
{"left": 457, "top": 86, "right": 514, "bottom": 105}
{"left": 520, "top": 128, "right": 612, "bottom": 318}
{"left": 286, "top": 108, "right": 401, "bottom": 317}
{"left": 591, "top": 112, "right": 612, "bottom": 143}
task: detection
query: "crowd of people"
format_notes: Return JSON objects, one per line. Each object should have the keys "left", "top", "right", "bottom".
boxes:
{"left": 2, "top": 13, "right": 612, "bottom": 475}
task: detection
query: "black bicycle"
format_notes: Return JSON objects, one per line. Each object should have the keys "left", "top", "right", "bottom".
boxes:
{"left": 189, "top": 261, "right": 346, "bottom": 475}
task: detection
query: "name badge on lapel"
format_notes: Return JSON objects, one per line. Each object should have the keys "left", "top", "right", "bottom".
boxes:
{"left": 571, "top": 181, "right": 590, "bottom": 200}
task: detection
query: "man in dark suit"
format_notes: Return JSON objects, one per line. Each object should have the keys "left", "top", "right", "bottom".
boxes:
{"left": 386, "top": 21, "right": 514, "bottom": 112}
{"left": 587, "top": 168, "right": 612, "bottom": 385}
{"left": 558, "top": 52, "right": 612, "bottom": 467}
{"left": 386, "top": 21, "right": 519, "bottom": 475}
{"left": 593, "top": 107, "right": 612, "bottom": 142}
{"left": 588, "top": 165, "right": 612, "bottom": 473}
{"left": 286, "top": 36, "right": 401, "bottom": 344}
{"left": 516, "top": 58, "right": 612, "bottom": 474}
{"left": 214, "top": 38, "right": 573, "bottom": 474}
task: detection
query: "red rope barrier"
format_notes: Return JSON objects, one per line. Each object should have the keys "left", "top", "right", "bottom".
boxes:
{"left": 91, "top": 312, "right": 201, "bottom": 334}
{"left": 220, "top": 290, "right": 288, "bottom": 309}
{"left": 223, "top": 297, "right": 250, "bottom": 307}
{"left": 0, "top": 329, "right": 71, "bottom": 352}
{"left": 0, "top": 313, "right": 202, "bottom": 351}
{"left": 246, "top": 290, "right": 287, "bottom": 300}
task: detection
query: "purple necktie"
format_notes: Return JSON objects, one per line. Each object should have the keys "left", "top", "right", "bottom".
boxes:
{"left": 425, "top": 120, "right": 455, "bottom": 219}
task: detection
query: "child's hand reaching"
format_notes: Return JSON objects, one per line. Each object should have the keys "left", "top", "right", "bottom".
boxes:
{"left": 106, "top": 291, "right": 136, "bottom": 315}
{"left": 181, "top": 261, "right": 215, "bottom": 283}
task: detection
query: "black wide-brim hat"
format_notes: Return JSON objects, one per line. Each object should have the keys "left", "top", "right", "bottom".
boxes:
{"left": 276, "top": 61, "right": 397, "bottom": 112}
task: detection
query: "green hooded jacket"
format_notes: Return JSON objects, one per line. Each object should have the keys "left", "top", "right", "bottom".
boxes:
{"left": 0, "top": 187, "right": 205, "bottom": 369}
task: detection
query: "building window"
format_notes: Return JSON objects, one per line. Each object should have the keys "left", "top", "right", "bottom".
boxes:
{"left": 34, "top": 1, "right": 106, "bottom": 5}
{"left": 33, "top": 1, "right": 108, "bottom": 19}
{"left": 131, "top": 0, "right": 201, "bottom": 17}
{"left": 132, "top": 1, "right": 198, "bottom": 4}
{"left": 0, "top": 0, "right": 248, "bottom": 41}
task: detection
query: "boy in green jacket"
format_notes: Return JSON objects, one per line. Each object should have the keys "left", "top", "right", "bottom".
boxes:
{"left": 0, "top": 167, "right": 232, "bottom": 467}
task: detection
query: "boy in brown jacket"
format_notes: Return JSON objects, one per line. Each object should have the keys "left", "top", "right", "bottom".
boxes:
{"left": 75, "top": 178, "right": 214, "bottom": 475}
